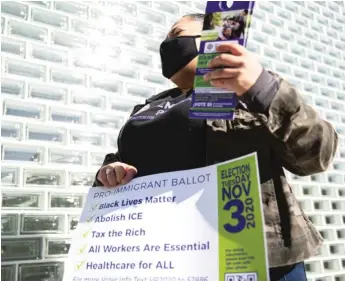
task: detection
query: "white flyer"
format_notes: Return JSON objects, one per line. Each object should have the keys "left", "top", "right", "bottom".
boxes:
{"left": 63, "top": 153, "right": 269, "bottom": 281}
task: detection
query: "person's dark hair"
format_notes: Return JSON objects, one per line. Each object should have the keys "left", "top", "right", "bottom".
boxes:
{"left": 244, "top": 9, "right": 249, "bottom": 15}
{"left": 182, "top": 13, "right": 214, "bottom": 30}
{"left": 183, "top": 13, "right": 205, "bottom": 22}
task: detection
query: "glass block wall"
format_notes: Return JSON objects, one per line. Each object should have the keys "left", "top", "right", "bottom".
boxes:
{"left": 1, "top": 1, "right": 344, "bottom": 281}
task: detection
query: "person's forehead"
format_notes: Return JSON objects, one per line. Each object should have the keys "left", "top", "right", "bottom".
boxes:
{"left": 171, "top": 17, "right": 192, "bottom": 29}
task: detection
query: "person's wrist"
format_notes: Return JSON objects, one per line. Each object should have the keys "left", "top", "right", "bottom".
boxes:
{"left": 238, "top": 69, "right": 279, "bottom": 114}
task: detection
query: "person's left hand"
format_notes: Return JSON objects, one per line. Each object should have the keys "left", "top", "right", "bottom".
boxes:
{"left": 203, "top": 43, "right": 263, "bottom": 96}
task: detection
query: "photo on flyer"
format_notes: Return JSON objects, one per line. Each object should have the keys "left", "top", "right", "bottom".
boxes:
{"left": 201, "top": 8, "right": 254, "bottom": 44}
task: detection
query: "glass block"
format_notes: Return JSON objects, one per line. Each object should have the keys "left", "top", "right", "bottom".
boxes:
{"left": 71, "top": 92, "right": 103, "bottom": 108}
{"left": 1, "top": 238, "right": 42, "bottom": 261}
{"left": 1, "top": 214, "right": 18, "bottom": 236}
{"left": 143, "top": 73, "right": 167, "bottom": 86}
{"left": 91, "top": 114, "right": 122, "bottom": 130}
{"left": 1, "top": 16, "right": 5, "bottom": 34}
{"left": 4, "top": 101, "right": 42, "bottom": 119}
{"left": 31, "top": 7, "right": 68, "bottom": 29}
{"left": 30, "top": 44, "right": 68, "bottom": 65}
{"left": 110, "top": 65, "right": 138, "bottom": 79}
{"left": 111, "top": 98, "right": 137, "bottom": 113}
{"left": 24, "top": 170, "right": 63, "bottom": 187}
{"left": 70, "top": 131, "right": 102, "bottom": 146}
{"left": 50, "top": 109, "right": 84, "bottom": 124}
{"left": 1, "top": 122, "right": 21, "bottom": 140}
{"left": 1, "top": 167, "right": 19, "bottom": 186}
{"left": 27, "top": 125, "right": 65, "bottom": 143}
{"left": 293, "top": 69, "right": 309, "bottom": 80}
{"left": 90, "top": 76, "right": 121, "bottom": 93}
{"left": 5, "top": 58, "right": 46, "bottom": 80}
{"left": 71, "top": 18, "right": 103, "bottom": 37}
{"left": 1, "top": 265, "right": 15, "bottom": 281}
{"left": 269, "top": 17, "right": 285, "bottom": 28}
{"left": 70, "top": 172, "right": 94, "bottom": 187}
{"left": 337, "top": 93, "right": 345, "bottom": 102}
{"left": 324, "top": 56, "right": 336, "bottom": 68}
{"left": 18, "top": 262, "right": 64, "bottom": 281}
{"left": 194, "top": 1, "right": 206, "bottom": 11}
{"left": 108, "top": 1, "right": 137, "bottom": 16}
{"left": 153, "top": 2, "right": 179, "bottom": 14}
{"left": 108, "top": 135, "right": 118, "bottom": 149}
{"left": 154, "top": 27, "right": 168, "bottom": 40}
{"left": 49, "top": 149, "right": 85, "bottom": 165}
{"left": 29, "top": 84, "right": 67, "bottom": 102}
{"left": 102, "top": 17, "right": 124, "bottom": 37}
{"left": 335, "top": 41, "right": 345, "bottom": 52}
{"left": 28, "top": 1, "right": 51, "bottom": 8}
{"left": 129, "top": 51, "right": 153, "bottom": 66}
{"left": 55, "top": 1, "right": 88, "bottom": 17}
{"left": 50, "top": 68, "right": 86, "bottom": 85}
{"left": 1, "top": 1, "right": 29, "bottom": 19}
{"left": 137, "top": 37, "right": 160, "bottom": 53}
{"left": 1, "top": 192, "right": 42, "bottom": 209}
{"left": 2, "top": 145, "right": 42, "bottom": 163}
{"left": 116, "top": 31, "right": 137, "bottom": 47}
{"left": 46, "top": 239, "right": 71, "bottom": 257}
{"left": 124, "top": 17, "right": 153, "bottom": 35}
{"left": 68, "top": 215, "right": 79, "bottom": 231}
{"left": 89, "top": 6, "right": 105, "bottom": 20}
{"left": 20, "top": 214, "right": 64, "bottom": 234}
{"left": 1, "top": 78, "right": 25, "bottom": 96}
{"left": 73, "top": 48, "right": 105, "bottom": 71}
{"left": 1, "top": 37, "right": 26, "bottom": 56}
{"left": 91, "top": 153, "right": 106, "bottom": 166}
{"left": 127, "top": 83, "right": 155, "bottom": 98}
{"left": 8, "top": 20, "right": 48, "bottom": 42}
{"left": 51, "top": 31, "right": 87, "bottom": 49}
{"left": 137, "top": 1, "right": 152, "bottom": 7}
{"left": 49, "top": 193, "right": 84, "bottom": 208}
{"left": 139, "top": 7, "right": 165, "bottom": 24}
{"left": 338, "top": 229, "right": 345, "bottom": 239}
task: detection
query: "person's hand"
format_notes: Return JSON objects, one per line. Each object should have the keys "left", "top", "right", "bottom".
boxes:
{"left": 203, "top": 43, "right": 263, "bottom": 96}
{"left": 97, "top": 162, "right": 137, "bottom": 188}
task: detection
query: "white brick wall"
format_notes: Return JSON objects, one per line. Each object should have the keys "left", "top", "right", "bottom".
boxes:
{"left": 1, "top": 1, "right": 344, "bottom": 281}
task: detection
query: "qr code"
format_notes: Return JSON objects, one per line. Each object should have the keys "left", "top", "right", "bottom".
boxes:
{"left": 225, "top": 272, "right": 257, "bottom": 281}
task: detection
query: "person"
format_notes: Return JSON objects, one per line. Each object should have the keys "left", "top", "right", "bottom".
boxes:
{"left": 235, "top": 9, "right": 249, "bottom": 24}
{"left": 93, "top": 13, "right": 338, "bottom": 281}
{"left": 232, "top": 10, "right": 248, "bottom": 38}
{"left": 217, "top": 26, "right": 233, "bottom": 40}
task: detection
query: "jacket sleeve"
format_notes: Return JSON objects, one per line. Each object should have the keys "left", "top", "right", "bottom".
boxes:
{"left": 92, "top": 152, "right": 121, "bottom": 187}
{"left": 240, "top": 69, "right": 338, "bottom": 176}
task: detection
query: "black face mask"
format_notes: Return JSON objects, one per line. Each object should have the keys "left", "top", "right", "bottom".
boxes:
{"left": 160, "top": 35, "right": 200, "bottom": 79}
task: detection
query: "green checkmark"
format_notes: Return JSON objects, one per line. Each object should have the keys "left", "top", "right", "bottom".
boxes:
{"left": 76, "top": 260, "right": 86, "bottom": 270}
{"left": 86, "top": 214, "right": 95, "bottom": 223}
{"left": 79, "top": 244, "right": 88, "bottom": 254}
{"left": 90, "top": 202, "right": 100, "bottom": 211}
{"left": 82, "top": 228, "right": 91, "bottom": 238}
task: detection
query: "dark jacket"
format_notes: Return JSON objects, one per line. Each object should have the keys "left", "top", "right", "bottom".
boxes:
{"left": 93, "top": 69, "right": 338, "bottom": 268}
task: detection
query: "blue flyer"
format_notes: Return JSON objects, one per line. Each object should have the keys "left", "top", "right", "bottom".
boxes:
{"left": 190, "top": 1, "right": 255, "bottom": 120}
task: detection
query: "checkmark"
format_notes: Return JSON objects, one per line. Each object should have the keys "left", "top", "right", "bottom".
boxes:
{"left": 86, "top": 214, "right": 96, "bottom": 223}
{"left": 90, "top": 202, "right": 100, "bottom": 211}
{"left": 82, "top": 228, "right": 92, "bottom": 238}
{"left": 78, "top": 244, "right": 88, "bottom": 254}
{"left": 76, "top": 260, "right": 86, "bottom": 270}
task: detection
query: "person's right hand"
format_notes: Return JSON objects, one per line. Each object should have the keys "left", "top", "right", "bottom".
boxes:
{"left": 97, "top": 162, "right": 137, "bottom": 187}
